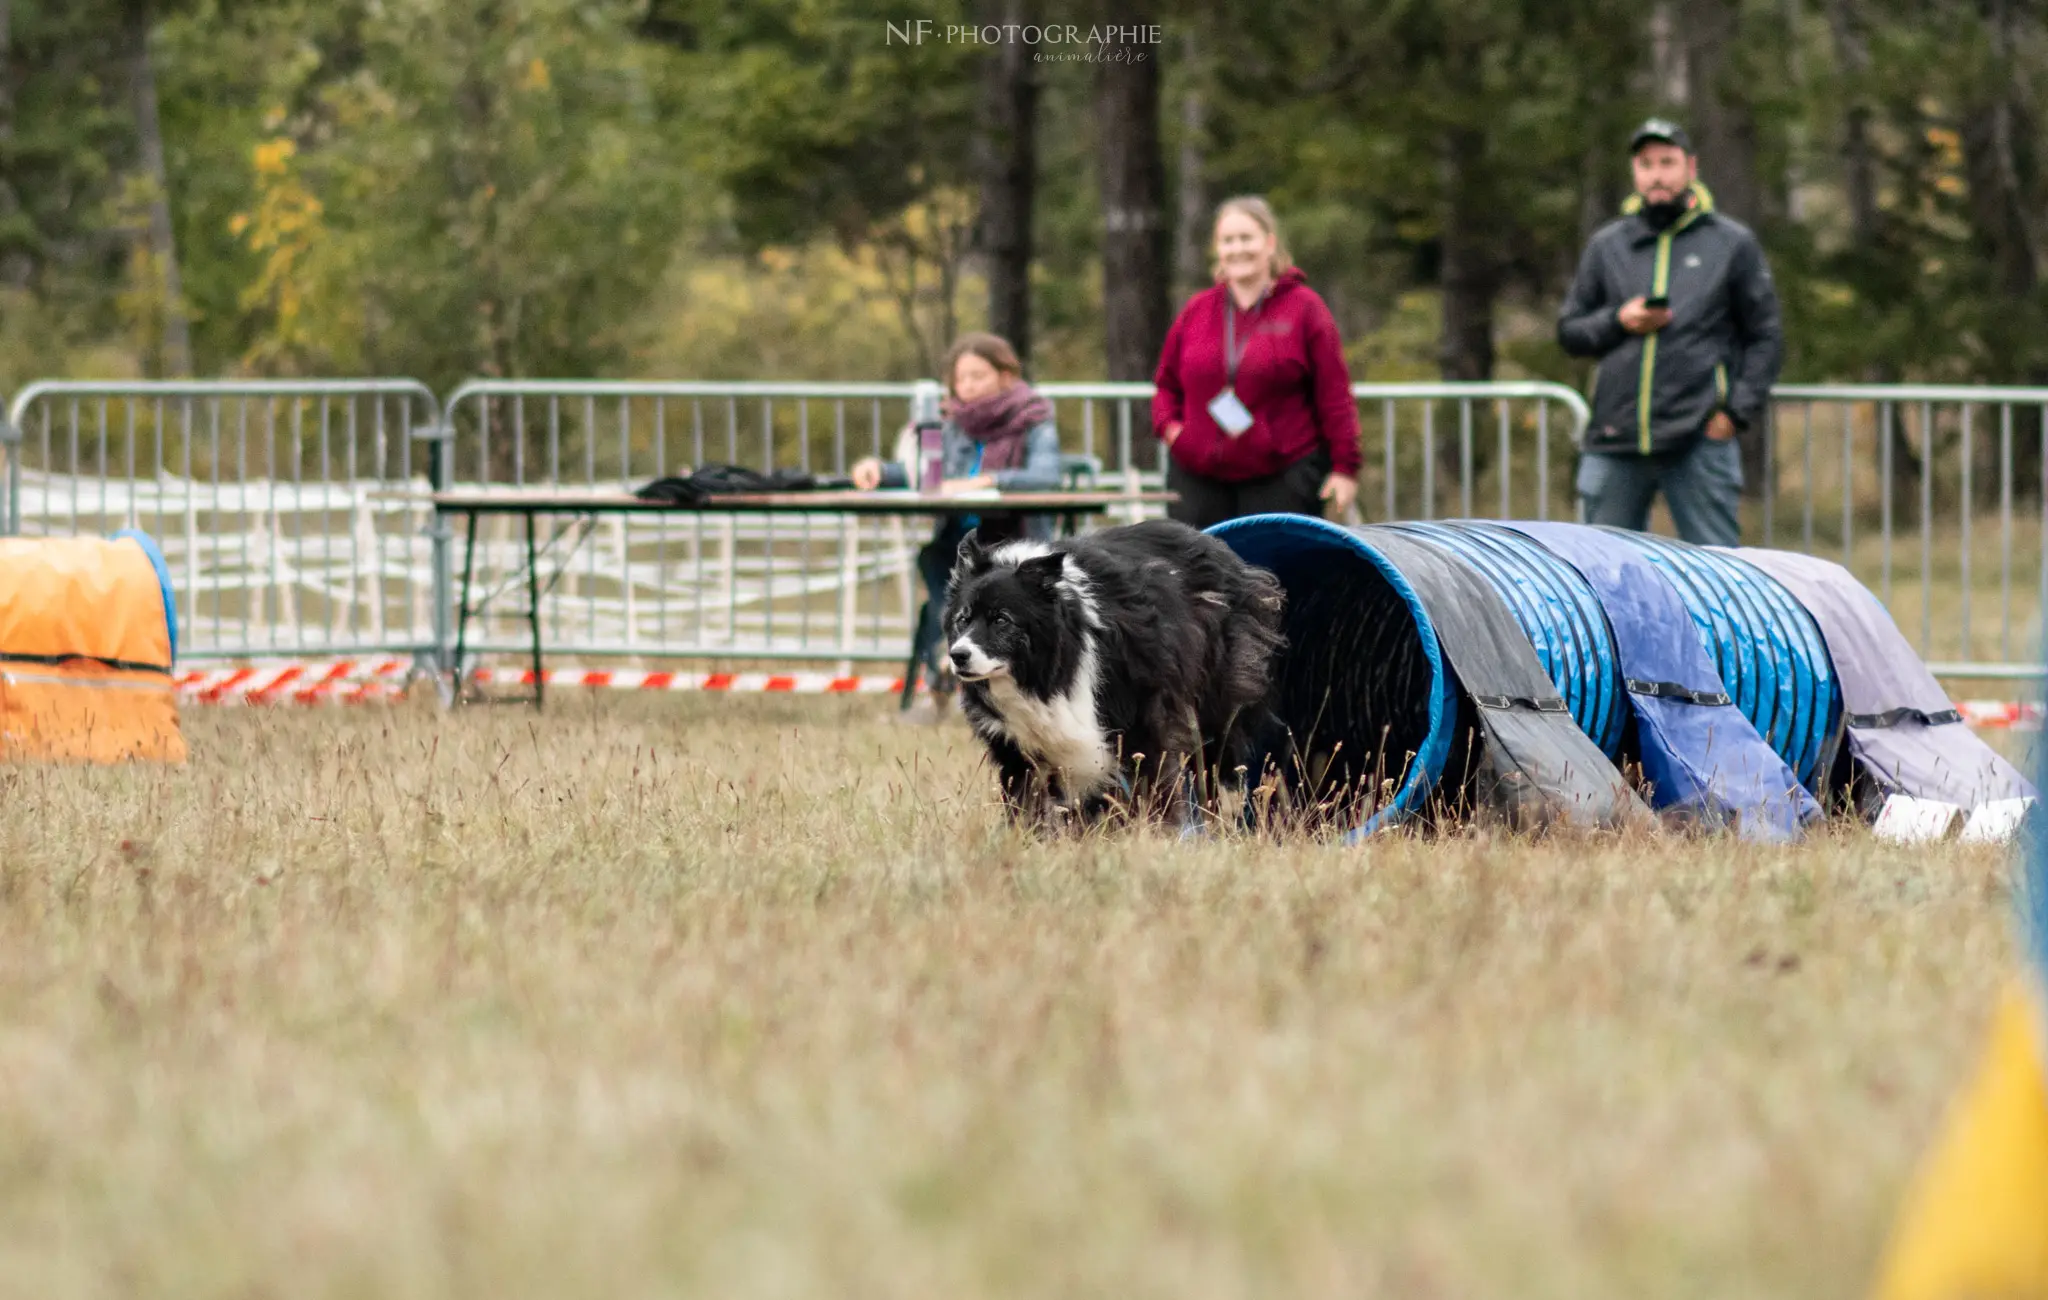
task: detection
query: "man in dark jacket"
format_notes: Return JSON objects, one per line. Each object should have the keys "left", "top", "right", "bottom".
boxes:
{"left": 1558, "top": 119, "right": 1783, "bottom": 546}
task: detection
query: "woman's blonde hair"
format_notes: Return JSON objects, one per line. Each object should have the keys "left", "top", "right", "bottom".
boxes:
{"left": 941, "top": 331, "right": 1023, "bottom": 400}
{"left": 1210, "top": 195, "right": 1294, "bottom": 283}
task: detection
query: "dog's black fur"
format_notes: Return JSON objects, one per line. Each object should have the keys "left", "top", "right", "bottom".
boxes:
{"left": 942, "top": 519, "right": 1286, "bottom": 825}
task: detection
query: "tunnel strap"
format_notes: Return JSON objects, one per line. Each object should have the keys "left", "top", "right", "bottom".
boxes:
{"left": 1626, "top": 677, "right": 1732, "bottom": 707}
{"left": 1470, "top": 693, "right": 1571, "bottom": 714}
{"left": 0, "top": 650, "right": 171, "bottom": 676}
{"left": 1845, "top": 706, "right": 1963, "bottom": 729}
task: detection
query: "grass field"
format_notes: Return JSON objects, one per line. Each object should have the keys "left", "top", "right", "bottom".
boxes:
{"left": 0, "top": 694, "right": 2029, "bottom": 1298}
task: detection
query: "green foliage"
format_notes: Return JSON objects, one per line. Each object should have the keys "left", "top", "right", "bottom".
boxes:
{"left": 2, "top": 0, "right": 2045, "bottom": 389}
{"left": 654, "top": 0, "right": 978, "bottom": 251}
{"left": 0, "top": 0, "right": 143, "bottom": 375}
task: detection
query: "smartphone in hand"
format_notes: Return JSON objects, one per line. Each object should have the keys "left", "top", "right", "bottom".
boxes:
{"left": 1644, "top": 295, "right": 1670, "bottom": 309}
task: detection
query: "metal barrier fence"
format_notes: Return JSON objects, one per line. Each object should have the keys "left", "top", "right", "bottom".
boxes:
{"left": 1760, "top": 385, "right": 2048, "bottom": 678}
{"left": 0, "top": 403, "right": 17, "bottom": 537}
{"left": 441, "top": 379, "right": 946, "bottom": 666}
{"left": 3, "top": 380, "right": 450, "bottom": 665}
{"left": 6, "top": 376, "right": 2045, "bottom": 680}
{"left": 436, "top": 378, "right": 1592, "bottom": 665}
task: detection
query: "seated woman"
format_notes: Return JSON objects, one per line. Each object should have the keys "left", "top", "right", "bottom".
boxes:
{"left": 851, "top": 332, "right": 1061, "bottom": 709}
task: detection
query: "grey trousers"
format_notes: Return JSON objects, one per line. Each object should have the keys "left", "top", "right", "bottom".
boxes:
{"left": 1576, "top": 435, "right": 1743, "bottom": 547}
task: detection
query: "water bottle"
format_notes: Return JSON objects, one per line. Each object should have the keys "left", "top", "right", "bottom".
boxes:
{"left": 911, "top": 379, "right": 946, "bottom": 493}
{"left": 918, "top": 423, "right": 946, "bottom": 493}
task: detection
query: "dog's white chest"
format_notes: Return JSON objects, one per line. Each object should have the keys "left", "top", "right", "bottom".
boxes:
{"left": 983, "top": 671, "right": 1113, "bottom": 794}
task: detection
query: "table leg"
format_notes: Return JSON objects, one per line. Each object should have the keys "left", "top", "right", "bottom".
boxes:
{"left": 525, "top": 511, "right": 545, "bottom": 710}
{"left": 900, "top": 599, "right": 926, "bottom": 712}
{"left": 453, "top": 510, "right": 478, "bottom": 704}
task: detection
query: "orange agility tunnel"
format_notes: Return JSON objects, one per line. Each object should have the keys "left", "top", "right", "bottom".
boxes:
{"left": 0, "top": 531, "right": 185, "bottom": 763}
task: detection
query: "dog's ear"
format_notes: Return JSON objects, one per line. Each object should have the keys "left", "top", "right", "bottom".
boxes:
{"left": 953, "top": 526, "right": 988, "bottom": 576}
{"left": 1015, "top": 551, "right": 1065, "bottom": 596}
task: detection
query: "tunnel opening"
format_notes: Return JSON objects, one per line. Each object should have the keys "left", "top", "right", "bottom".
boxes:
{"left": 1213, "top": 516, "right": 1464, "bottom": 835}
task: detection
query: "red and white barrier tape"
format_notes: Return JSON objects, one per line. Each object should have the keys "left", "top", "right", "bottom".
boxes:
{"left": 469, "top": 667, "right": 906, "bottom": 694}
{"left": 1954, "top": 699, "right": 2042, "bottom": 730}
{"left": 174, "top": 659, "right": 414, "bottom": 706}
{"left": 169, "top": 659, "right": 2047, "bottom": 726}
{"left": 173, "top": 659, "right": 909, "bottom": 705}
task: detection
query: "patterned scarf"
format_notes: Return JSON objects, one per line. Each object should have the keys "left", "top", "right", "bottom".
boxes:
{"left": 949, "top": 381, "right": 1052, "bottom": 472}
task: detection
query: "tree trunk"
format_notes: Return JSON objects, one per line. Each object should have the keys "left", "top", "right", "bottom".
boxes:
{"left": 1677, "top": 0, "right": 1768, "bottom": 496}
{"left": 1435, "top": 123, "right": 1502, "bottom": 509}
{"left": 1437, "top": 125, "right": 1497, "bottom": 383}
{"left": 1780, "top": 0, "right": 1809, "bottom": 222}
{"left": 454, "top": 0, "right": 511, "bottom": 384}
{"left": 1172, "top": 30, "right": 1208, "bottom": 303}
{"left": 1825, "top": 0, "right": 1880, "bottom": 249}
{"left": 127, "top": 0, "right": 190, "bottom": 376}
{"left": 1648, "top": 2, "right": 1689, "bottom": 105}
{"left": 1957, "top": 1, "right": 2040, "bottom": 316}
{"left": 449, "top": 1, "right": 518, "bottom": 478}
{"left": 973, "top": 0, "right": 1037, "bottom": 361}
{"left": 1095, "top": 3, "right": 1168, "bottom": 383}
{"left": 1956, "top": 0, "right": 2045, "bottom": 500}
{"left": 1678, "top": 0, "right": 1764, "bottom": 227}
{"left": 1825, "top": 0, "right": 1906, "bottom": 443}
{"left": 0, "top": 0, "right": 26, "bottom": 290}
{"left": 1577, "top": 139, "right": 1618, "bottom": 252}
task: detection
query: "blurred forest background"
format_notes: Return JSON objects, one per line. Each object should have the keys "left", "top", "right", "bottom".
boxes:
{"left": 0, "top": 0, "right": 2043, "bottom": 397}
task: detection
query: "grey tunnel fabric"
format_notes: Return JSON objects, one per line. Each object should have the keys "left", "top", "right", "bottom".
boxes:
{"left": 1357, "top": 527, "right": 1649, "bottom": 831}
{"left": 1734, "top": 547, "right": 2034, "bottom": 811}
{"left": 1506, "top": 522, "right": 1821, "bottom": 840}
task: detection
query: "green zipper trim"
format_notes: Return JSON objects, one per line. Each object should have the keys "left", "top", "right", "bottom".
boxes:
{"left": 1637, "top": 231, "right": 1674, "bottom": 452}
{"left": 1633, "top": 205, "right": 1707, "bottom": 453}
{"left": 1714, "top": 362, "right": 1728, "bottom": 405}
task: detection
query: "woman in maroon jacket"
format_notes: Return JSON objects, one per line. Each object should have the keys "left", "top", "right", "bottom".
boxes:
{"left": 1153, "top": 196, "right": 1361, "bottom": 529}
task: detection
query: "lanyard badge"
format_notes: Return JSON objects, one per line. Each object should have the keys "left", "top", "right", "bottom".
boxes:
{"left": 1207, "top": 296, "right": 1259, "bottom": 437}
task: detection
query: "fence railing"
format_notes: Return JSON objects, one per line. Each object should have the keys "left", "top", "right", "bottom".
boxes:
{"left": 440, "top": 379, "right": 941, "bottom": 666}
{"left": 3, "top": 379, "right": 450, "bottom": 665}
{"left": 1759, "top": 385, "right": 2048, "bottom": 679}
{"left": 0, "top": 407, "right": 18, "bottom": 538}
{"left": 440, "top": 377, "right": 1590, "bottom": 490}
{"left": 434, "top": 378, "right": 1592, "bottom": 666}
{"left": 6, "top": 376, "right": 2045, "bottom": 680}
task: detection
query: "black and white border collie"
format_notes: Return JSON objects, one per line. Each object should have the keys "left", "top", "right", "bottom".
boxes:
{"left": 943, "top": 518, "right": 1286, "bottom": 827}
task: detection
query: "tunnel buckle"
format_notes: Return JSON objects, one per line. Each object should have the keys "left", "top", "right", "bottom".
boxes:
{"left": 1625, "top": 678, "right": 1733, "bottom": 707}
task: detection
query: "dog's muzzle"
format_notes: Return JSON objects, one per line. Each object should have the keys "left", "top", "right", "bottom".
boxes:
{"left": 949, "top": 638, "right": 1003, "bottom": 682}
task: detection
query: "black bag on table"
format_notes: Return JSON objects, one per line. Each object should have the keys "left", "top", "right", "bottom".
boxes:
{"left": 634, "top": 465, "right": 853, "bottom": 506}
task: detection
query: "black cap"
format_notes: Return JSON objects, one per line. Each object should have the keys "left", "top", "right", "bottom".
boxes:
{"left": 1629, "top": 118, "right": 1693, "bottom": 155}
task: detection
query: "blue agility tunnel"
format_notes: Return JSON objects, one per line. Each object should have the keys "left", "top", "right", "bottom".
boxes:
{"left": 1607, "top": 531, "right": 1842, "bottom": 792}
{"left": 1736, "top": 547, "right": 2034, "bottom": 821}
{"left": 1390, "top": 522, "right": 1628, "bottom": 758}
{"left": 1413, "top": 521, "right": 1822, "bottom": 839}
{"left": 1209, "top": 515, "right": 1645, "bottom": 836}
{"left": 1208, "top": 514, "right": 1460, "bottom": 834}
{"left": 1506, "top": 523, "right": 1821, "bottom": 839}
{"left": 1209, "top": 515, "right": 1841, "bottom": 838}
